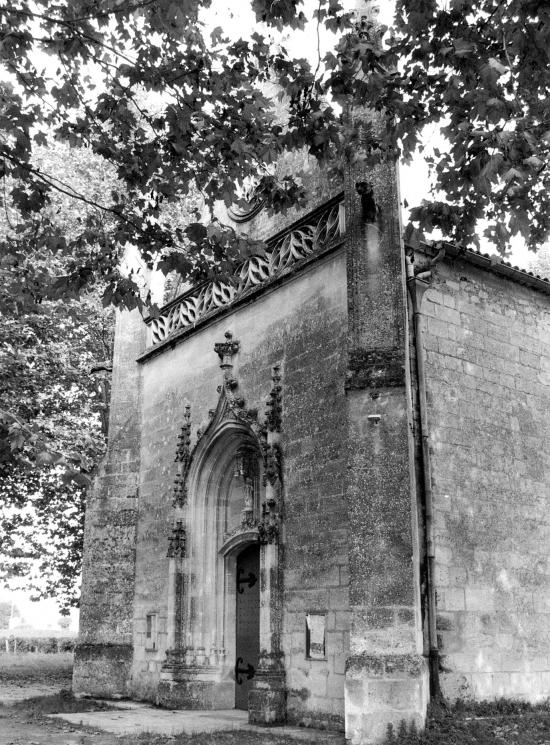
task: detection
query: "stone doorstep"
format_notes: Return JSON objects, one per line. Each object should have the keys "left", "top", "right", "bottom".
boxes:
{"left": 50, "top": 704, "right": 345, "bottom": 743}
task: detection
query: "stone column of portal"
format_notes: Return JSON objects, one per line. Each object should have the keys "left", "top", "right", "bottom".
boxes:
{"left": 343, "top": 2, "right": 429, "bottom": 743}
{"left": 249, "top": 365, "right": 286, "bottom": 725}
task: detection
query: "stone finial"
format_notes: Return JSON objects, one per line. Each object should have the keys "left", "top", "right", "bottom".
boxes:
{"left": 174, "top": 405, "right": 192, "bottom": 464}
{"left": 214, "top": 330, "right": 240, "bottom": 385}
{"left": 214, "top": 330, "right": 239, "bottom": 364}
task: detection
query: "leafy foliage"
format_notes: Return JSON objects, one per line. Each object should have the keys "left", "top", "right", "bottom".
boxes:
{"left": 0, "top": 142, "right": 114, "bottom": 610}
{"left": 0, "top": 466, "right": 87, "bottom": 611}
{"left": 0, "top": 283, "right": 111, "bottom": 609}
{"left": 527, "top": 243, "right": 550, "bottom": 280}
{"left": 2, "top": 0, "right": 549, "bottom": 302}
{"left": 381, "top": 0, "right": 550, "bottom": 253}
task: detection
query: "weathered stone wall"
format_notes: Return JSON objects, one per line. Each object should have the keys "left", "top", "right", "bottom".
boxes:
{"left": 418, "top": 256, "right": 550, "bottom": 702}
{"left": 73, "top": 308, "right": 145, "bottom": 696}
{"left": 129, "top": 248, "right": 350, "bottom": 726}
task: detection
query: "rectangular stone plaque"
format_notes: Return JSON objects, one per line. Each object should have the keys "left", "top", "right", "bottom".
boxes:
{"left": 305, "top": 612, "right": 326, "bottom": 660}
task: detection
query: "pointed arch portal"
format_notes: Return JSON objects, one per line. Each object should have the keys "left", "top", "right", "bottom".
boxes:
{"left": 157, "top": 334, "right": 286, "bottom": 724}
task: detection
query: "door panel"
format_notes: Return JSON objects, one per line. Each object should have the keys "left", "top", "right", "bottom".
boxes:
{"left": 235, "top": 544, "right": 260, "bottom": 710}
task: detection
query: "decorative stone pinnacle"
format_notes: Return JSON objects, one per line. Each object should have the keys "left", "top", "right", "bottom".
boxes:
{"left": 175, "top": 407, "right": 192, "bottom": 463}
{"left": 266, "top": 366, "right": 283, "bottom": 433}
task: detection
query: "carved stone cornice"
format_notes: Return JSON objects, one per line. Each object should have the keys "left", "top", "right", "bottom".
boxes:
{"left": 147, "top": 199, "right": 344, "bottom": 348}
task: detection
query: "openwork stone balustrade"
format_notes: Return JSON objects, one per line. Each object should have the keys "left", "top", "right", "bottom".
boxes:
{"left": 148, "top": 199, "right": 345, "bottom": 347}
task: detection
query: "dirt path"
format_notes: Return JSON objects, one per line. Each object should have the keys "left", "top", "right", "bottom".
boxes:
{"left": 0, "top": 654, "right": 114, "bottom": 745}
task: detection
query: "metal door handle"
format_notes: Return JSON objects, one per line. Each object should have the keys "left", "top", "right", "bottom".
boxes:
{"left": 235, "top": 656, "right": 255, "bottom": 684}
{"left": 237, "top": 568, "right": 257, "bottom": 593}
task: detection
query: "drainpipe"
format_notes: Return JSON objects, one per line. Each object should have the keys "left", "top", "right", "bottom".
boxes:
{"left": 406, "top": 248, "right": 445, "bottom": 701}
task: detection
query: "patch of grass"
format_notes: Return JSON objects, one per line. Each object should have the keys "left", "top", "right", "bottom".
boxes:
{"left": 0, "top": 652, "right": 73, "bottom": 685}
{"left": 3, "top": 689, "right": 113, "bottom": 716}
{"left": 123, "top": 733, "right": 331, "bottom": 745}
{"left": 383, "top": 701, "right": 550, "bottom": 745}
{"left": 452, "top": 697, "right": 550, "bottom": 716}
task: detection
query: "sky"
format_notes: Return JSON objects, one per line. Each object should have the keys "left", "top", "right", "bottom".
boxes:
{"left": 1, "top": 587, "right": 79, "bottom": 632}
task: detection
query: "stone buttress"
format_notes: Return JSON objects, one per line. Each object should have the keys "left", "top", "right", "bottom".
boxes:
{"left": 341, "top": 6, "right": 429, "bottom": 742}
{"left": 73, "top": 306, "right": 145, "bottom": 696}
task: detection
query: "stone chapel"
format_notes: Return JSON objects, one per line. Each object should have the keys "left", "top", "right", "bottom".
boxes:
{"left": 73, "top": 6, "right": 550, "bottom": 744}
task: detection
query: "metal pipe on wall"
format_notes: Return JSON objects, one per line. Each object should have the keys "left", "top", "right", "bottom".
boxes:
{"left": 406, "top": 254, "right": 442, "bottom": 700}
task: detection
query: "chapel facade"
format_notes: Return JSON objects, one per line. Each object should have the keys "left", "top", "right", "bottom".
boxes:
{"left": 73, "top": 8, "right": 550, "bottom": 745}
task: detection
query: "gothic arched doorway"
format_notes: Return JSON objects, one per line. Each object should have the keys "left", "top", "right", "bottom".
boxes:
{"left": 158, "top": 373, "right": 286, "bottom": 723}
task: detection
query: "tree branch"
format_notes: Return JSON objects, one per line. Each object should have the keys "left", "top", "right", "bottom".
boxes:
{"left": 1, "top": 150, "right": 141, "bottom": 232}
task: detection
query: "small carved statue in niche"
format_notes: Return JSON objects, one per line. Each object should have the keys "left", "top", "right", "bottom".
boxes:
{"left": 233, "top": 447, "right": 258, "bottom": 528}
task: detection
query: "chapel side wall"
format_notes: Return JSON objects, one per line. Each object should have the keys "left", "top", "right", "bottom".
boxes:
{"left": 129, "top": 249, "right": 350, "bottom": 726}
{"left": 419, "top": 260, "right": 550, "bottom": 702}
{"left": 73, "top": 308, "right": 144, "bottom": 697}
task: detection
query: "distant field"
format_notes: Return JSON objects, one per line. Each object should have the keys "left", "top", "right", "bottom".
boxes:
{"left": 0, "top": 651, "right": 73, "bottom": 685}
